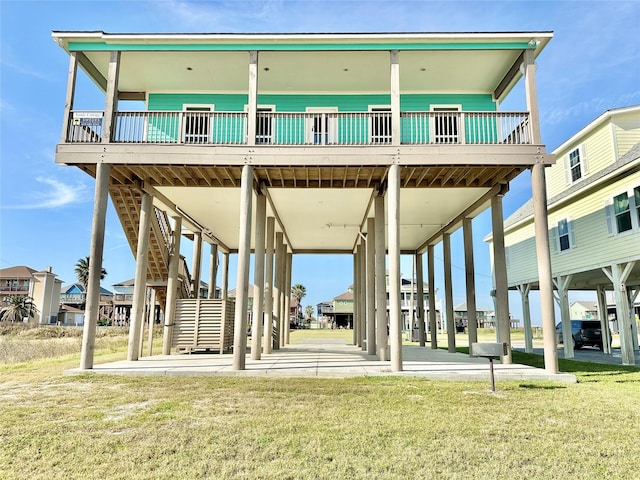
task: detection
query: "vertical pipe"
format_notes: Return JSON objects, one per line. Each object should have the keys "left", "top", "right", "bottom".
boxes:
{"left": 375, "top": 194, "right": 388, "bottom": 361}
{"left": 128, "top": 191, "right": 153, "bottom": 361}
{"left": 263, "top": 217, "right": 275, "bottom": 354}
{"left": 491, "top": 195, "right": 512, "bottom": 364}
{"left": 162, "top": 216, "right": 183, "bottom": 356}
{"left": 232, "top": 165, "right": 253, "bottom": 370}
{"left": 251, "top": 193, "right": 266, "bottom": 359}
{"left": 443, "top": 233, "right": 456, "bottom": 353}
{"left": 79, "top": 162, "right": 111, "bottom": 370}
{"left": 388, "top": 164, "right": 402, "bottom": 371}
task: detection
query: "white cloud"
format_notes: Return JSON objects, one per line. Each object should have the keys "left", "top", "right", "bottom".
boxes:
{"left": 3, "top": 176, "right": 87, "bottom": 210}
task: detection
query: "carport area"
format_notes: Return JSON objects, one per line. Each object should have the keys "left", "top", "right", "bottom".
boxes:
{"left": 66, "top": 337, "right": 576, "bottom": 383}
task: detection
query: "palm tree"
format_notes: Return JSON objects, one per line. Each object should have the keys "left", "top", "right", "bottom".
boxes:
{"left": 0, "top": 295, "right": 38, "bottom": 323}
{"left": 74, "top": 256, "right": 107, "bottom": 290}
{"left": 291, "top": 284, "right": 306, "bottom": 323}
{"left": 304, "top": 305, "right": 314, "bottom": 326}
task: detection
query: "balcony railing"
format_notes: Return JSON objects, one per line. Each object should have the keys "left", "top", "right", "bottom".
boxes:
{"left": 65, "top": 110, "right": 531, "bottom": 146}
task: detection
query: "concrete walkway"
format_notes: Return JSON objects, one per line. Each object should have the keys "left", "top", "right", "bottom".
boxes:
{"left": 67, "top": 338, "right": 576, "bottom": 383}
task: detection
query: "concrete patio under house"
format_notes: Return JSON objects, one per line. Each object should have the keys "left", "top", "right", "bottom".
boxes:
{"left": 53, "top": 31, "right": 565, "bottom": 378}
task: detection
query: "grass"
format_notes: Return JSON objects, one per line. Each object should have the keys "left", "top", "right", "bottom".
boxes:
{"left": 1, "top": 327, "right": 639, "bottom": 479}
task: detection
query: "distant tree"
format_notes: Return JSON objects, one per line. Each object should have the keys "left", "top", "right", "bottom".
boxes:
{"left": 291, "top": 284, "right": 306, "bottom": 322}
{"left": 74, "top": 256, "right": 107, "bottom": 290}
{"left": 305, "top": 305, "right": 313, "bottom": 320}
{"left": 0, "top": 295, "right": 38, "bottom": 323}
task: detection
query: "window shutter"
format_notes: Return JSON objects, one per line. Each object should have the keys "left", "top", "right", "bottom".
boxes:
{"left": 604, "top": 201, "right": 615, "bottom": 236}
{"left": 568, "top": 219, "right": 576, "bottom": 249}
{"left": 549, "top": 226, "right": 558, "bottom": 253}
{"left": 581, "top": 144, "right": 588, "bottom": 176}
{"left": 564, "top": 155, "right": 571, "bottom": 185}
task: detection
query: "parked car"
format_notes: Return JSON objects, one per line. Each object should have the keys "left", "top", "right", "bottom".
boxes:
{"left": 556, "top": 320, "right": 608, "bottom": 350}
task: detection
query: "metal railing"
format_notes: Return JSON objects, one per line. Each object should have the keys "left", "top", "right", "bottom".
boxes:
{"left": 66, "top": 110, "right": 531, "bottom": 146}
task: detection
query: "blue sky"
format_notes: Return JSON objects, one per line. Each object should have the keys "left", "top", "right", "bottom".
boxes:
{"left": 1, "top": 0, "right": 639, "bottom": 325}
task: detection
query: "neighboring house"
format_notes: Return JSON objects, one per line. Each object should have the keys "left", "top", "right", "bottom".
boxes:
{"left": 59, "top": 283, "right": 113, "bottom": 325}
{"left": 569, "top": 300, "right": 598, "bottom": 320}
{"left": 453, "top": 303, "right": 496, "bottom": 329}
{"left": 0, "top": 266, "right": 62, "bottom": 324}
{"left": 53, "top": 31, "right": 556, "bottom": 371}
{"left": 488, "top": 105, "right": 640, "bottom": 363}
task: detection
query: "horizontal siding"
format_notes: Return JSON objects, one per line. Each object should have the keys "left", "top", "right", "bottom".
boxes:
{"left": 613, "top": 111, "right": 640, "bottom": 157}
{"left": 546, "top": 123, "right": 614, "bottom": 199}
{"left": 148, "top": 93, "right": 496, "bottom": 112}
{"left": 504, "top": 170, "right": 640, "bottom": 286}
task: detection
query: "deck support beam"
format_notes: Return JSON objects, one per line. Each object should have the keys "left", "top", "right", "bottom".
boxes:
{"left": 128, "top": 191, "right": 153, "bottom": 361}
{"left": 273, "top": 232, "right": 284, "bottom": 350}
{"left": 375, "top": 194, "right": 388, "bottom": 360}
{"left": 428, "top": 244, "right": 438, "bottom": 349}
{"left": 517, "top": 283, "right": 534, "bottom": 353}
{"left": 443, "top": 232, "right": 455, "bottom": 353}
{"left": 388, "top": 164, "right": 402, "bottom": 371}
{"left": 162, "top": 216, "right": 183, "bottom": 355}
{"left": 191, "top": 231, "right": 202, "bottom": 298}
{"left": 208, "top": 243, "right": 218, "bottom": 299}
{"left": 79, "top": 162, "right": 111, "bottom": 370}
{"left": 232, "top": 164, "right": 253, "bottom": 370}
{"left": 284, "top": 252, "right": 292, "bottom": 346}
{"left": 596, "top": 285, "right": 612, "bottom": 354}
{"left": 366, "top": 218, "right": 376, "bottom": 355}
{"left": 251, "top": 193, "right": 267, "bottom": 359}
{"left": 491, "top": 194, "right": 512, "bottom": 364}
{"left": 553, "top": 275, "right": 574, "bottom": 359}
{"left": 463, "top": 218, "right": 478, "bottom": 350}
{"left": 416, "top": 253, "right": 425, "bottom": 347}
{"left": 263, "top": 217, "right": 275, "bottom": 354}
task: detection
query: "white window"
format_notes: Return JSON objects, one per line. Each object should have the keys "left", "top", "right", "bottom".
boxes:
{"left": 182, "top": 105, "right": 214, "bottom": 144}
{"left": 430, "top": 105, "right": 462, "bottom": 144}
{"left": 605, "top": 185, "right": 640, "bottom": 235}
{"left": 565, "top": 145, "right": 587, "bottom": 184}
{"left": 557, "top": 219, "right": 574, "bottom": 251}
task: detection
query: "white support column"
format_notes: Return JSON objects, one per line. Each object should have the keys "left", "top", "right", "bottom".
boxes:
{"left": 611, "top": 262, "right": 636, "bottom": 365}
{"left": 428, "top": 244, "right": 438, "bottom": 350}
{"left": 366, "top": 218, "right": 376, "bottom": 355}
{"left": 375, "top": 194, "right": 388, "bottom": 361}
{"left": 491, "top": 195, "right": 512, "bottom": 364}
{"left": 232, "top": 165, "right": 253, "bottom": 370}
{"left": 354, "top": 243, "right": 361, "bottom": 348}
{"left": 251, "top": 193, "right": 266, "bottom": 360}
{"left": 208, "top": 243, "right": 218, "bottom": 299}
{"left": 191, "top": 231, "right": 202, "bottom": 298}
{"left": 629, "top": 288, "right": 639, "bottom": 351}
{"left": 247, "top": 51, "right": 258, "bottom": 146}
{"left": 128, "top": 191, "right": 153, "bottom": 361}
{"left": 553, "top": 275, "right": 574, "bottom": 358}
{"left": 390, "top": 50, "right": 401, "bottom": 146}
{"left": 416, "top": 253, "right": 425, "bottom": 347}
{"left": 221, "top": 252, "right": 229, "bottom": 301}
{"left": 79, "top": 162, "right": 111, "bottom": 370}
{"left": 61, "top": 51, "right": 77, "bottom": 142}
{"left": 162, "top": 216, "right": 183, "bottom": 355}
{"left": 388, "top": 164, "right": 402, "bottom": 371}
{"left": 360, "top": 242, "right": 366, "bottom": 347}
{"left": 531, "top": 162, "right": 558, "bottom": 373}
{"left": 463, "top": 218, "right": 478, "bottom": 349}
{"left": 284, "top": 252, "right": 292, "bottom": 346}
{"left": 443, "top": 232, "right": 456, "bottom": 353}
{"left": 596, "top": 285, "right": 612, "bottom": 354}
{"left": 517, "top": 283, "right": 534, "bottom": 353}
{"left": 263, "top": 217, "right": 275, "bottom": 354}
{"left": 273, "top": 232, "right": 284, "bottom": 350}
{"left": 102, "top": 51, "right": 120, "bottom": 144}
{"left": 146, "top": 287, "right": 156, "bottom": 356}
{"left": 523, "top": 49, "right": 542, "bottom": 145}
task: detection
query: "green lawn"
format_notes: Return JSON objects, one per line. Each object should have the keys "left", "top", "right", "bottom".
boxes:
{"left": 1, "top": 327, "right": 639, "bottom": 479}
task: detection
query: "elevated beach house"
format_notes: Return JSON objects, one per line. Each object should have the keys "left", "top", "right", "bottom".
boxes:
{"left": 52, "top": 31, "right": 559, "bottom": 372}
{"left": 488, "top": 105, "right": 640, "bottom": 365}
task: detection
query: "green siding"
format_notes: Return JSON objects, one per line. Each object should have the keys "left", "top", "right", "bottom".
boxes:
{"left": 147, "top": 93, "right": 496, "bottom": 144}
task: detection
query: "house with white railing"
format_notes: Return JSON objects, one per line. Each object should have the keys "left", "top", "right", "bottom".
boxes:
{"left": 52, "top": 31, "right": 561, "bottom": 373}
{"left": 487, "top": 105, "right": 640, "bottom": 364}
{"left": 0, "top": 266, "right": 62, "bottom": 324}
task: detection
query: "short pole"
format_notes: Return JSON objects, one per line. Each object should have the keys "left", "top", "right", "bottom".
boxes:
{"left": 489, "top": 357, "right": 496, "bottom": 392}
